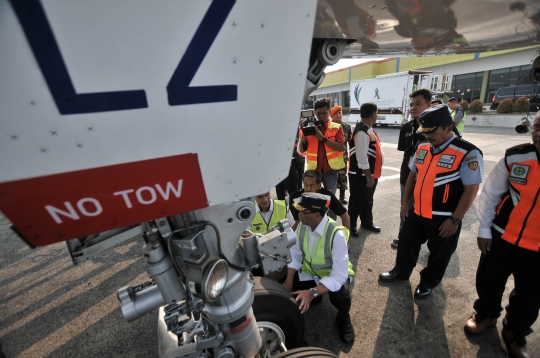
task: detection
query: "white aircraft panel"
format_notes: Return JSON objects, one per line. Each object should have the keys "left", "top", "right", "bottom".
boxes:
{"left": 0, "top": 0, "right": 317, "bottom": 246}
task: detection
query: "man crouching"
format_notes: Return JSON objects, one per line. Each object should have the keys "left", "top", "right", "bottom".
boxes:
{"left": 282, "top": 192, "right": 355, "bottom": 344}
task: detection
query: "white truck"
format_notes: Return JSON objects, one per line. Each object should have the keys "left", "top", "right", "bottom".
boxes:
{"left": 349, "top": 71, "right": 452, "bottom": 126}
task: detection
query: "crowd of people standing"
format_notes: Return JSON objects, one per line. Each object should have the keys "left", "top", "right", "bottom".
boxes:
{"left": 254, "top": 93, "right": 539, "bottom": 356}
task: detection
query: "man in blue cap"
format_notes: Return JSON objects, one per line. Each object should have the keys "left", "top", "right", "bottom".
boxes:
{"left": 379, "top": 104, "right": 484, "bottom": 299}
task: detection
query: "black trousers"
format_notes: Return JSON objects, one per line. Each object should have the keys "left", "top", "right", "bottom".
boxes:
{"left": 337, "top": 168, "right": 348, "bottom": 191}
{"left": 347, "top": 174, "right": 377, "bottom": 229}
{"left": 393, "top": 211, "right": 461, "bottom": 288}
{"left": 276, "top": 158, "right": 301, "bottom": 200}
{"left": 473, "top": 228, "right": 540, "bottom": 337}
{"left": 292, "top": 272, "right": 351, "bottom": 317}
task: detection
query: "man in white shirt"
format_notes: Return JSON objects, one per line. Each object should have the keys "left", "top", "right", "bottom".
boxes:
{"left": 282, "top": 192, "right": 355, "bottom": 344}
{"left": 347, "top": 102, "right": 385, "bottom": 236}
{"left": 463, "top": 114, "right": 540, "bottom": 357}
{"left": 249, "top": 192, "right": 295, "bottom": 233}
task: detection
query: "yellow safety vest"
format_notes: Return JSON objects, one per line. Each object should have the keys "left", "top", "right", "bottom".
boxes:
{"left": 251, "top": 200, "right": 287, "bottom": 233}
{"left": 451, "top": 108, "right": 466, "bottom": 134}
{"left": 298, "top": 218, "right": 355, "bottom": 278}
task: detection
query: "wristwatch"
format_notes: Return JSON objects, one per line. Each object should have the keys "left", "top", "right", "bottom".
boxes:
{"left": 449, "top": 216, "right": 462, "bottom": 225}
{"left": 321, "top": 137, "right": 328, "bottom": 143}
{"left": 309, "top": 287, "right": 319, "bottom": 298}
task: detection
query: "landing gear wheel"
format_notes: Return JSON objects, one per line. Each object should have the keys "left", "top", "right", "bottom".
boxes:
{"left": 273, "top": 347, "right": 338, "bottom": 357}
{"left": 253, "top": 277, "right": 305, "bottom": 356}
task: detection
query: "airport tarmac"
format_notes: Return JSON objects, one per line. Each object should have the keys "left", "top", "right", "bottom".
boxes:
{"left": 1, "top": 125, "right": 538, "bottom": 357}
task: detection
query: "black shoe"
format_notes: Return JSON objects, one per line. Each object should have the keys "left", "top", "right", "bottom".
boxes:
{"left": 351, "top": 228, "right": 359, "bottom": 237}
{"left": 361, "top": 224, "right": 381, "bottom": 233}
{"left": 336, "top": 314, "right": 355, "bottom": 344}
{"left": 502, "top": 327, "right": 531, "bottom": 358}
{"left": 391, "top": 238, "right": 399, "bottom": 248}
{"left": 379, "top": 271, "right": 408, "bottom": 281}
{"left": 414, "top": 284, "right": 432, "bottom": 299}
{"left": 339, "top": 190, "right": 348, "bottom": 205}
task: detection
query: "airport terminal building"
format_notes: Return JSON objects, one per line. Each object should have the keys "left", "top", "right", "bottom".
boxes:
{"left": 309, "top": 46, "right": 540, "bottom": 110}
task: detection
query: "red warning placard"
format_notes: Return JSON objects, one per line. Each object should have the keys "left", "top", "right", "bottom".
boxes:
{"left": 0, "top": 154, "right": 208, "bottom": 247}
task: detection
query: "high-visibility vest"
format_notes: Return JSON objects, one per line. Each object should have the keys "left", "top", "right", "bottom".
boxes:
{"left": 493, "top": 143, "right": 540, "bottom": 252}
{"left": 348, "top": 122, "right": 383, "bottom": 179}
{"left": 250, "top": 200, "right": 287, "bottom": 233}
{"left": 298, "top": 218, "right": 355, "bottom": 278}
{"left": 413, "top": 138, "right": 481, "bottom": 218}
{"left": 451, "top": 107, "right": 466, "bottom": 134}
{"left": 305, "top": 122, "right": 345, "bottom": 171}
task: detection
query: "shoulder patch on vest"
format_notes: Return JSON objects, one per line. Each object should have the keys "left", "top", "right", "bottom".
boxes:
{"left": 416, "top": 149, "right": 428, "bottom": 164}
{"left": 509, "top": 164, "right": 530, "bottom": 184}
{"left": 417, "top": 149, "right": 428, "bottom": 159}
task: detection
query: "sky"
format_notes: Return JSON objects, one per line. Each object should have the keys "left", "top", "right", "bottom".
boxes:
{"left": 324, "top": 58, "right": 387, "bottom": 73}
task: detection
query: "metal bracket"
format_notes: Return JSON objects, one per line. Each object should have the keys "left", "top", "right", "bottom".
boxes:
{"left": 65, "top": 225, "right": 143, "bottom": 265}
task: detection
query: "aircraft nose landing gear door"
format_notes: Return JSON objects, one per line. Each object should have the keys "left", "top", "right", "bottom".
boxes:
{"left": 0, "top": 0, "right": 344, "bottom": 357}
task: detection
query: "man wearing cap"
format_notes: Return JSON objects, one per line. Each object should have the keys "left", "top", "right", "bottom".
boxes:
{"left": 298, "top": 98, "right": 345, "bottom": 194}
{"left": 379, "top": 104, "right": 484, "bottom": 299}
{"left": 348, "top": 102, "right": 384, "bottom": 237}
{"left": 448, "top": 97, "right": 466, "bottom": 138}
{"left": 330, "top": 105, "right": 352, "bottom": 204}
{"left": 249, "top": 192, "right": 295, "bottom": 233}
{"left": 283, "top": 192, "right": 356, "bottom": 344}
{"left": 463, "top": 113, "right": 540, "bottom": 357}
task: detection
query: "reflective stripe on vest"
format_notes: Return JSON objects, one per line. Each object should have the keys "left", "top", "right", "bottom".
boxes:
{"left": 413, "top": 141, "right": 469, "bottom": 218}
{"left": 305, "top": 122, "right": 345, "bottom": 171}
{"left": 451, "top": 109, "right": 466, "bottom": 134}
{"left": 298, "top": 218, "right": 355, "bottom": 278}
{"left": 494, "top": 144, "right": 540, "bottom": 251}
{"left": 250, "top": 200, "right": 287, "bottom": 233}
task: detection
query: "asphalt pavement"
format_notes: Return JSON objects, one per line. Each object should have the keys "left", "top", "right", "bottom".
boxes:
{"left": 1, "top": 125, "right": 538, "bottom": 357}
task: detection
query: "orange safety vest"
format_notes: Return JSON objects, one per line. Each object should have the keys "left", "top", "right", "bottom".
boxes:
{"left": 305, "top": 122, "right": 345, "bottom": 171}
{"left": 413, "top": 139, "right": 479, "bottom": 218}
{"left": 348, "top": 122, "right": 383, "bottom": 179}
{"left": 493, "top": 143, "right": 540, "bottom": 252}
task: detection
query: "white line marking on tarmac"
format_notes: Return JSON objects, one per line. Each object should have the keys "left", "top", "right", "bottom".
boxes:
{"left": 378, "top": 166, "right": 401, "bottom": 182}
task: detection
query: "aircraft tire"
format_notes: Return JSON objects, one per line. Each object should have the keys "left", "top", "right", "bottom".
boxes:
{"left": 272, "top": 347, "right": 337, "bottom": 357}
{"left": 253, "top": 276, "right": 305, "bottom": 351}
